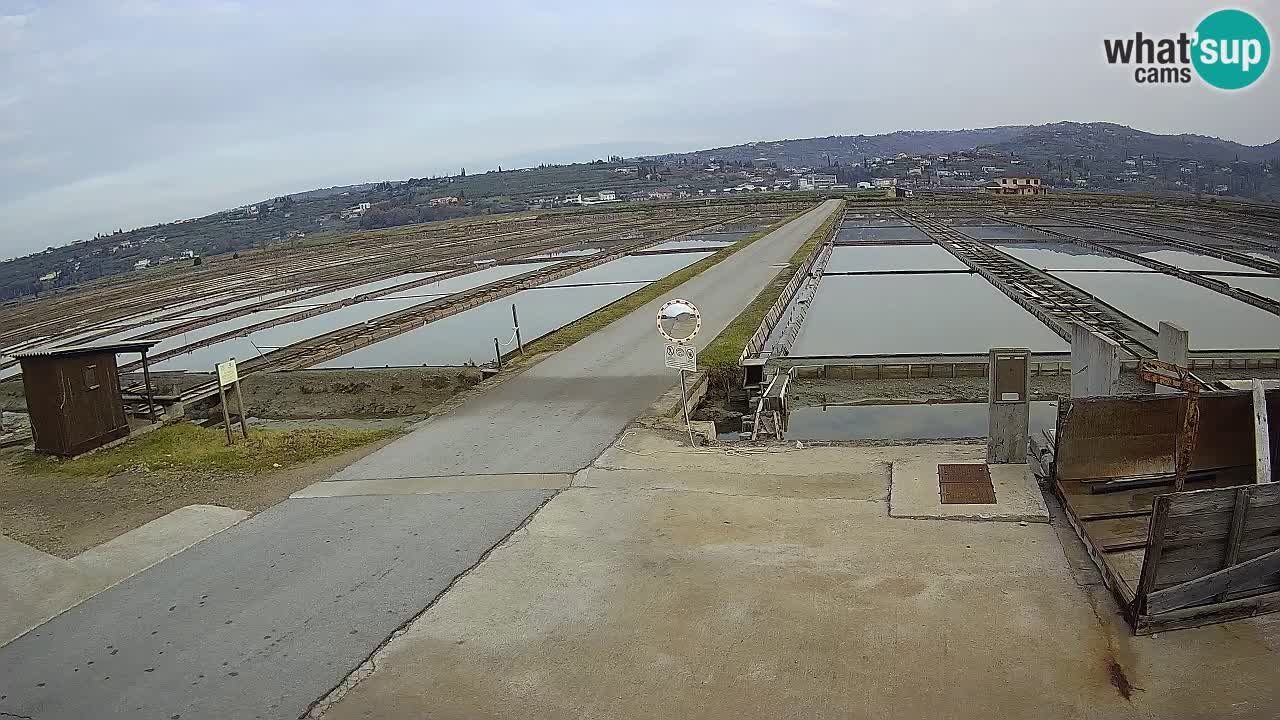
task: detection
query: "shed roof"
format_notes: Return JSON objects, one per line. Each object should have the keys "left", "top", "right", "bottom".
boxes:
{"left": 13, "top": 340, "right": 160, "bottom": 360}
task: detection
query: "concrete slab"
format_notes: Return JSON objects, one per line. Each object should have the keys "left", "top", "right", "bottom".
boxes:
{"left": 582, "top": 467, "right": 886, "bottom": 500}
{"left": 293, "top": 473, "right": 572, "bottom": 498}
{"left": 312, "top": 442, "right": 1280, "bottom": 720}
{"left": 1, "top": 504, "right": 249, "bottom": 646}
{"left": 0, "top": 491, "right": 555, "bottom": 720}
{"left": 890, "top": 451, "right": 1049, "bottom": 522}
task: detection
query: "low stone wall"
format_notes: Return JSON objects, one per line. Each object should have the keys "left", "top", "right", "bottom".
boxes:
{"left": 1, "top": 368, "right": 484, "bottom": 419}
{"left": 225, "top": 368, "right": 485, "bottom": 419}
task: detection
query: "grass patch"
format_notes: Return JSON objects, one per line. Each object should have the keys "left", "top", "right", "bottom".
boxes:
{"left": 699, "top": 200, "right": 845, "bottom": 379}
{"left": 517, "top": 207, "right": 812, "bottom": 357}
{"left": 20, "top": 422, "right": 397, "bottom": 477}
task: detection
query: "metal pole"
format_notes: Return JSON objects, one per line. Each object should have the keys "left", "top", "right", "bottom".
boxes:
{"left": 217, "top": 382, "right": 233, "bottom": 446}
{"left": 512, "top": 303, "right": 523, "bottom": 355}
{"left": 233, "top": 378, "right": 250, "bottom": 440}
{"left": 140, "top": 350, "right": 157, "bottom": 423}
{"left": 679, "top": 369, "right": 694, "bottom": 445}
{"left": 494, "top": 338, "right": 503, "bottom": 369}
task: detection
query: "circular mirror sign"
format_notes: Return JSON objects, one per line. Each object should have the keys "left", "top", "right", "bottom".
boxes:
{"left": 657, "top": 298, "right": 701, "bottom": 343}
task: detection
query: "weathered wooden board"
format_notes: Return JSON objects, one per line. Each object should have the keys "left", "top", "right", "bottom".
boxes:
{"left": 1056, "top": 392, "right": 1257, "bottom": 481}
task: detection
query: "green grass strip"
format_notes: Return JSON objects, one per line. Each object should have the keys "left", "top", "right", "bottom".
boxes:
{"left": 699, "top": 200, "right": 845, "bottom": 378}
{"left": 21, "top": 423, "right": 396, "bottom": 476}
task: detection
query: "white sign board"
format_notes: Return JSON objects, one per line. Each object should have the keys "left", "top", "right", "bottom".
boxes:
{"left": 215, "top": 359, "right": 239, "bottom": 387}
{"left": 664, "top": 343, "right": 696, "bottom": 372}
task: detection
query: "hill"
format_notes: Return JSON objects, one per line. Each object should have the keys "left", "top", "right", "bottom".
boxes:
{"left": 4, "top": 121, "right": 1279, "bottom": 305}
{"left": 655, "top": 121, "right": 1280, "bottom": 172}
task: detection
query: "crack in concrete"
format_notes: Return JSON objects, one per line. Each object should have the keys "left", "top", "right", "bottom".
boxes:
{"left": 0, "top": 710, "right": 35, "bottom": 719}
{"left": 299, "top": 489, "right": 563, "bottom": 719}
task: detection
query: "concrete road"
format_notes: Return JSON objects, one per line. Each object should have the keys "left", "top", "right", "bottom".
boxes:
{"left": 0, "top": 492, "right": 554, "bottom": 720}
{"left": 330, "top": 199, "right": 840, "bottom": 479}
{"left": 319, "top": 430, "right": 1280, "bottom": 720}
{"left": 0, "top": 201, "right": 837, "bottom": 720}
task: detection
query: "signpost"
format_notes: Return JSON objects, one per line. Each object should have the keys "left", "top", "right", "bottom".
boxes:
{"left": 214, "top": 358, "right": 250, "bottom": 445}
{"left": 657, "top": 299, "right": 701, "bottom": 444}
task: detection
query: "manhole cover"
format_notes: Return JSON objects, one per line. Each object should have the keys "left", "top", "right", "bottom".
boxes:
{"left": 939, "top": 463, "right": 996, "bottom": 505}
{"left": 938, "top": 463, "right": 991, "bottom": 484}
{"left": 940, "top": 482, "right": 997, "bottom": 504}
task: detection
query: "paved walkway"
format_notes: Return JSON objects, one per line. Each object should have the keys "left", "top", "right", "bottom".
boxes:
{"left": 320, "top": 430, "right": 1280, "bottom": 720}
{"left": 0, "top": 200, "right": 839, "bottom": 720}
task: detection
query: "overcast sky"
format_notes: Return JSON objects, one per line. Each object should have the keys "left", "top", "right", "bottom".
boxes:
{"left": 2, "top": 0, "right": 1277, "bottom": 259}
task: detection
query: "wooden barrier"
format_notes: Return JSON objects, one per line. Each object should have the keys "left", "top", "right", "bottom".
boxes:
{"left": 1052, "top": 389, "right": 1280, "bottom": 634}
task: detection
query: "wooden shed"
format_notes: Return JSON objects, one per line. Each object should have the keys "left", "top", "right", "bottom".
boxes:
{"left": 14, "top": 341, "right": 159, "bottom": 457}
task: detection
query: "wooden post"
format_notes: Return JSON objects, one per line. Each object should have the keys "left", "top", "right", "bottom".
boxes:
{"left": 494, "top": 338, "right": 502, "bottom": 369}
{"left": 233, "top": 378, "right": 250, "bottom": 440}
{"left": 1173, "top": 393, "right": 1200, "bottom": 492}
{"left": 1133, "top": 495, "right": 1172, "bottom": 619}
{"left": 1254, "top": 379, "right": 1272, "bottom": 484}
{"left": 1215, "top": 486, "right": 1250, "bottom": 602}
{"left": 140, "top": 349, "right": 158, "bottom": 423}
{"left": 512, "top": 304, "right": 524, "bottom": 355}
{"left": 217, "top": 381, "right": 233, "bottom": 446}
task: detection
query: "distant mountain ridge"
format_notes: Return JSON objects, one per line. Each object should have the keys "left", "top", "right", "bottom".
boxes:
{"left": 654, "top": 121, "right": 1280, "bottom": 167}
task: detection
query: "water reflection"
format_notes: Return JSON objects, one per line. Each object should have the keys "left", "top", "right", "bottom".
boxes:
{"left": 791, "top": 274, "right": 1067, "bottom": 356}
{"left": 787, "top": 401, "right": 1059, "bottom": 442}
{"left": 825, "top": 244, "right": 967, "bottom": 273}
{"left": 1052, "top": 271, "right": 1280, "bottom": 350}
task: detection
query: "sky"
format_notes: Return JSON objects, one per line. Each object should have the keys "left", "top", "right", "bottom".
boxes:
{"left": 1, "top": 0, "right": 1277, "bottom": 259}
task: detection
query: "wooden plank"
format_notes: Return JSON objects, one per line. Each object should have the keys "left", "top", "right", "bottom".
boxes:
{"left": 1163, "top": 503, "right": 1280, "bottom": 544}
{"left": 1084, "top": 516, "right": 1151, "bottom": 552}
{"left": 1137, "top": 589, "right": 1280, "bottom": 635}
{"left": 1052, "top": 478, "right": 1136, "bottom": 605}
{"left": 1145, "top": 547, "right": 1280, "bottom": 614}
{"left": 1164, "top": 482, "right": 1280, "bottom": 517}
{"left": 1108, "top": 548, "right": 1147, "bottom": 589}
{"left": 1216, "top": 487, "right": 1251, "bottom": 602}
{"left": 1079, "top": 509, "right": 1158, "bottom": 522}
{"left": 1134, "top": 496, "right": 1172, "bottom": 615}
{"left": 1255, "top": 379, "right": 1273, "bottom": 484}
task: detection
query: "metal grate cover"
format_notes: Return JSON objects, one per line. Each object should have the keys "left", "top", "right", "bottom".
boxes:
{"left": 939, "top": 463, "right": 997, "bottom": 505}
{"left": 938, "top": 463, "right": 992, "bottom": 485}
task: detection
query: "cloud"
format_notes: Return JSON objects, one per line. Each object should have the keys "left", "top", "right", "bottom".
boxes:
{"left": 0, "top": 0, "right": 1277, "bottom": 259}
{"left": 0, "top": 12, "right": 28, "bottom": 49}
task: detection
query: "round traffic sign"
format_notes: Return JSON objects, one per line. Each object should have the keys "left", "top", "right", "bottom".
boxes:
{"left": 657, "top": 298, "right": 700, "bottom": 343}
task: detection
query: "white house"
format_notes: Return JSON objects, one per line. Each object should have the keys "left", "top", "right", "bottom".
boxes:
{"left": 798, "top": 173, "right": 837, "bottom": 190}
{"left": 598, "top": 190, "right": 617, "bottom": 202}
{"left": 133, "top": 259, "right": 151, "bottom": 270}
{"left": 856, "top": 181, "right": 873, "bottom": 190}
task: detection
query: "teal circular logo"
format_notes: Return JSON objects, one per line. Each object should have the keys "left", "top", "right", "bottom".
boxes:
{"left": 1193, "top": 9, "right": 1270, "bottom": 90}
